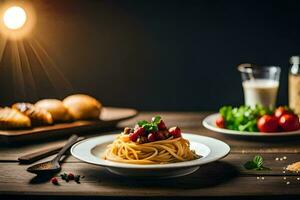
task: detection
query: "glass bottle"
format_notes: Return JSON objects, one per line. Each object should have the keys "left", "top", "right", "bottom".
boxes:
{"left": 289, "top": 56, "right": 300, "bottom": 116}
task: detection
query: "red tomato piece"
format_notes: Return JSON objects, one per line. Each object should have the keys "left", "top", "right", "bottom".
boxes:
{"left": 168, "top": 126, "right": 181, "bottom": 138}
{"left": 157, "top": 120, "right": 167, "bottom": 130}
{"left": 275, "top": 106, "right": 291, "bottom": 119}
{"left": 257, "top": 115, "right": 279, "bottom": 133}
{"left": 147, "top": 133, "right": 156, "bottom": 142}
{"left": 279, "top": 114, "right": 300, "bottom": 132}
{"left": 215, "top": 116, "right": 225, "bottom": 128}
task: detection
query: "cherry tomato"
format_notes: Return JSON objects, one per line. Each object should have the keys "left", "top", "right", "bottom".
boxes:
{"left": 257, "top": 115, "right": 279, "bottom": 132}
{"left": 168, "top": 126, "right": 181, "bottom": 138}
{"left": 135, "top": 127, "right": 146, "bottom": 135}
{"left": 155, "top": 131, "right": 166, "bottom": 140}
{"left": 129, "top": 132, "right": 139, "bottom": 142}
{"left": 215, "top": 116, "right": 225, "bottom": 128}
{"left": 279, "top": 114, "right": 300, "bottom": 132}
{"left": 157, "top": 120, "right": 167, "bottom": 130}
{"left": 129, "top": 127, "right": 145, "bottom": 142}
{"left": 161, "top": 129, "right": 171, "bottom": 138}
{"left": 147, "top": 133, "right": 156, "bottom": 142}
{"left": 275, "top": 107, "right": 291, "bottom": 119}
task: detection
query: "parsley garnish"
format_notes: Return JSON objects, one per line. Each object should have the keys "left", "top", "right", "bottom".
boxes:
{"left": 151, "top": 116, "right": 161, "bottom": 124}
{"left": 136, "top": 116, "right": 161, "bottom": 132}
{"left": 244, "top": 155, "right": 271, "bottom": 171}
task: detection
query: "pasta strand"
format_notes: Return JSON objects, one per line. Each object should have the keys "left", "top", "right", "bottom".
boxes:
{"left": 104, "top": 135, "right": 199, "bottom": 164}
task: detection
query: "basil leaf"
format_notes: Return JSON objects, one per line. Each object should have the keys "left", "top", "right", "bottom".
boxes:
{"left": 244, "top": 161, "right": 258, "bottom": 170}
{"left": 148, "top": 125, "right": 158, "bottom": 132}
{"left": 142, "top": 123, "right": 158, "bottom": 132}
{"left": 244, "top": 155, "right": 271, "bottom": 171}
{"left": 137, "top": 120, "right": 148, "bottom": 127}
{"left": 151, "top": 116, "right": 161, "bottom": 124}
{"left": 253, "top": 155, "right": 263, "bottom": 168}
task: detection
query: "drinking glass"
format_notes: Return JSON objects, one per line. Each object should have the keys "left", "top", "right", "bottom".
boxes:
{"left": 238, "top": 64, "right": 281, "bottom": 108}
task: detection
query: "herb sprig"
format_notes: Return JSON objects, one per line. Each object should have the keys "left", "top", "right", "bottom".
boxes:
{"left": 137, "top": 116, "right": 161, "bottom": 132}
{"left": 244, "top": 155, "right": 271, "bottom": 171}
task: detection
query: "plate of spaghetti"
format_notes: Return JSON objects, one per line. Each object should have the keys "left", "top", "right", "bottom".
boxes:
{"left": 71, "top": 116, "right": 230, "bottom": 178}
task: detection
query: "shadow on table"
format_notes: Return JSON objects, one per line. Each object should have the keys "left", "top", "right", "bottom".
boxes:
{"left": 79, "top": 161, "right": 239, "bottom": 189}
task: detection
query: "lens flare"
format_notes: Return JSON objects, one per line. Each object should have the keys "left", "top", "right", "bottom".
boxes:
{"left": 3, "top": 6, "right": 27, "bottom": 30}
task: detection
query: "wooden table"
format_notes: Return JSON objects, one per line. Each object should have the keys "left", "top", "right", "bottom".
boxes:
{"left": 0, "top": 112, "right": 300, "bottom": 199}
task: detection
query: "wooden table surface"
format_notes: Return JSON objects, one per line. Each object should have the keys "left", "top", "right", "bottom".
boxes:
{"left": 0, "top": 112, "right": 300, "bottom": 199}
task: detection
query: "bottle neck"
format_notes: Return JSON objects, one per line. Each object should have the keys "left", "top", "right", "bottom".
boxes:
{"left": 291, "top": 64, "right": 300, "bottom": 74}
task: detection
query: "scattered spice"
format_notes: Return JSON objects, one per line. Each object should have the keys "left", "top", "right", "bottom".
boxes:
{"left": 50, "top": 177, "right": 59, "bottom": 185}
{"left": 51, "top": 172, "right": 84, "bottom": 185}
{"left": 286, "top": 161, "right": 300, "bottom": 172}
{"left": 74, "top": 175, "right": 85, "bottom": 183}
{"left": 68, "top": 173, "right": 75, "bottom": 180}
{"left": 275, "top": 156, "right": 288, "bottom": 161}
{"left": 60, "top": 173, "right": 69, "bottom": 182}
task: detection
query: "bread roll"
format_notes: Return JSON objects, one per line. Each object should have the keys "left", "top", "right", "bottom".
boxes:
{"left": 12, "top": 103, "right": 53, "bottom": 126}
{"left": 0, "top": 107, "right": 31, "bottom": 129}
{"left": 63, "top": 94, "right": 102, "bottom": 120}
{"left": 35, "top": 99, "right": 71, "bottom": 122}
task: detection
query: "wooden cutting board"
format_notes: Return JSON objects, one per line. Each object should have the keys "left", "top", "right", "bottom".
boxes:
{"left": 0, "top": 107, "right": 137, "bottom": 144}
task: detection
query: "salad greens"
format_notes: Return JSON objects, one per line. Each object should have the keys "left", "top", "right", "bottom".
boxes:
{"left": 220, "top": 105, "right": 272, "bottom": 132}
{"left": 244, "top": 155, "right": 271, "bottom": 171}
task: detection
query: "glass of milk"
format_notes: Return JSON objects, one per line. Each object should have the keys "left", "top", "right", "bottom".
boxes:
{"left": 238, "top": 64, "right": 281, "bottom": 108}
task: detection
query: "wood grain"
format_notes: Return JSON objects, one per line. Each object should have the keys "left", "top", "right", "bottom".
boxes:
{"left": 0, "top": 159, "right": 299, "bottom": 197}
{"left": 0, "top": 112, "right": 299, "bottom": 198}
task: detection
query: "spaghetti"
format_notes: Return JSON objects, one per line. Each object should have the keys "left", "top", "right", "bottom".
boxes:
{"left": 104, "top": 134, "right": 199, "bottom": 164}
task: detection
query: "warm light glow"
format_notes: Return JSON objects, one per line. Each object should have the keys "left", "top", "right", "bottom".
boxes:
{"left": 3, "top": 6, "right": 27, "bottom": 30}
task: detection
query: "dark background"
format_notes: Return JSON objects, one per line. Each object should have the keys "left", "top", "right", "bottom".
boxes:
{"left": 0, "top": 0, "right": 299, "bottom": 111}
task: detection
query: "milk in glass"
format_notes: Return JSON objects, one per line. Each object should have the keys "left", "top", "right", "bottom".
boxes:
{"left": 242, "top": 79, "right": 279, "bottom": 108}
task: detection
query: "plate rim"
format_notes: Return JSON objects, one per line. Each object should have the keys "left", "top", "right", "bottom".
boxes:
{"left": 71, "top": 133, "right": 230, "bottom": 169}
{"left": 203, "top": 113, "right": 300, "bottom": 137}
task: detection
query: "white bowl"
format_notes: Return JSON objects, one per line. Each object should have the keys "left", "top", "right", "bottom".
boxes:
{"left": 203, "top": 113, "right": 300, "bottom": 137}
{"left": 71, "top": 133, "right": 230, "bottom": 178}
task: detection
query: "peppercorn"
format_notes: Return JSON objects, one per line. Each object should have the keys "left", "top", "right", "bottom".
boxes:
{"left": 74, "top": 175, "right": 81, "bottom": 183}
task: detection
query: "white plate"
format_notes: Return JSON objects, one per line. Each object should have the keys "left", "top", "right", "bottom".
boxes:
{"left": 203, "top": 113, "right": 300, "bottom": 137}
{"left": 71, "top": 133, "right": 230, "bottom": 178}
